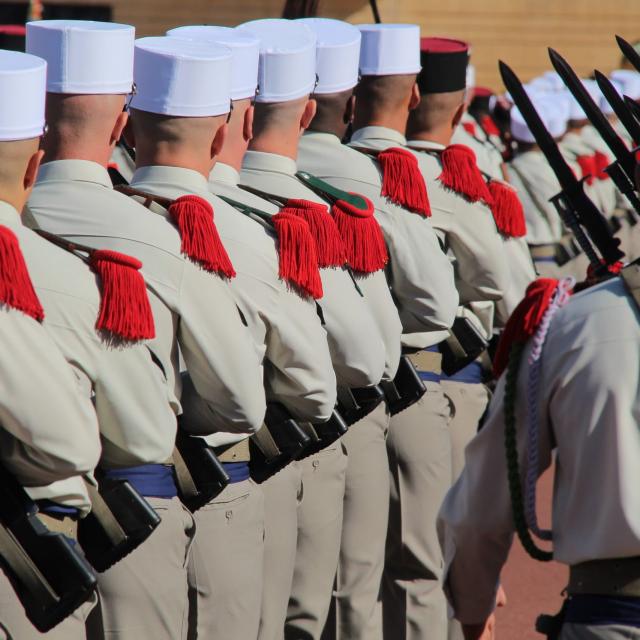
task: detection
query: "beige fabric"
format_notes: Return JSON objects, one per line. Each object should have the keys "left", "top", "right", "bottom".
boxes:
{"left": 383, "top": 382, "right": 452, "bottom": 640}
{"left": 324, "top": 401, "right": 390, "bottom": 640}
{"left": 0, "top": 201, "right": 175, "bottom": 513}
{"left": 451, "top": 116, "right": 504, "bottom": 180}
{"left": 211, "top": 162, "right": 401, "bottom": 382}
{"left": 438, "top": 276, "right": 640, "bottom": 624}
{"left": 405, "top": 137, "right": 509, "bottom": 310}
{"left": 297, "top": 131, "right": 458, "bottom": 350}
{"left": 439, "top": 380, "right": 490, "bottom": 482}
{"left": 187, "top": 479, "right": 264, "bottom": 640}
{"left": 0, "top": 571, "right": 97, "bottom": 640}
{"left": 0, "top": 277, "right": 99, "bottom": 489}
{"left": 285, "top": 444, "right": 348, "bottom": 640}
{"left": 560, "top": 623, "right": 640, "bottom": 639}
{"left": 240, "top": 150, "right": 387, "bottom": 389}
{"left": 258, "top": 462, "right": 303, "bottom": 640}
{"left": 29, "top": 160, "right": 266, "bottom": 441}
{"left": 86, "top": 496, "right": 195, "bottom": 640}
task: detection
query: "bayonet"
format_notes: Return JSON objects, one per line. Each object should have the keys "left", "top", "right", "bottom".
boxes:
{"left": 594, "top": 70, "right": 640, "bottom": 143}
{"left": 616, "top": 35, "right": 640, "bottom": 74}
{"left": 499, "top": 60, "right": 623, "bottom": 270}
{"left": 623, "top": 95, "right": 640, "bottom": 128}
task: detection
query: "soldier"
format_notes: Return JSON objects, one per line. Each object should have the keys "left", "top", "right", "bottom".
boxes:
{"left": 25, "top": 19, "right": 266, "bottom": 640}
{"left": 438, "top": 271, "right": 640, "bottom": 640}
{"left": 234, "top": 17, "right": 388, "bottom": 640}
{"left": 0, "top": 48, "right": 102, "bottom": 638}
{"left": 126, "top": 29, "right": 338, "bottom": 639}
{"left": 294, "top": 18, "right": 458, "bottom": 640}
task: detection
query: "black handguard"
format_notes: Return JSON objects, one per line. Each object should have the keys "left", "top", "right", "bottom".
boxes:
{"left": 0, "top": 465, "right": 97, "bottom": 632}
{"left": 381, "top": 356, "right": 427, "bottom": 416}
{"left": 172, "top": 427, "right": 230, "bottom": 512}
{"left": 337, "top": 385, "right": 386, "bottom": 426}
{"left": 249, "top": 402, "right": 312, "bottom": 483}
{"left": 440, "top": 316, "right": 490, "bottom": 376}
{"left": 78, "top": 478, "right": 161, "bottom": 573}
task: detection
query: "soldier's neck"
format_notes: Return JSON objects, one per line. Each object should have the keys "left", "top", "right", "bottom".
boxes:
{"left": 134, "top": 147, "right": 212, "bottom": 179}
{"left": 407, "top": 126, "right": 452, "bottom": 147}
{"left": 41, "top": 141, "right": 112, "bottom": 168}
{"left": 352, "top": 110, "right": 408, "bottom": 139}
{"left": 248, "top": 131, "right": 300, "bottom": 162}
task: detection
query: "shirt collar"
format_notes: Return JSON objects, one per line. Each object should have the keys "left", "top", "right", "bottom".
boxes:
{"left": 406, "top": 139, "right": 446, "bottom": 152}
{"left": 131, "top": 165, "right": 209, "bottom": 193}
{"left": 209, "top": 162, "right": 240, "bottom": 186}
{"left": 350, "top": 125, "right": 407, "bottom": 147}
{"left": 242, "top": 150, "right": 298, "bottom": 177}
{"left": 302, "top": 131, "right": 342, "bottom": 146}
{"left": 0, "top": 201, "right": 21, "bottom": 231}
{"left": 36, "top": 159, "right": 112, "bottom": 189}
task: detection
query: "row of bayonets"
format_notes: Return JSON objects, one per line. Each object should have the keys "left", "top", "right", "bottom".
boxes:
{"left": 500, "top": 35, "right": 640, "bottom": 277}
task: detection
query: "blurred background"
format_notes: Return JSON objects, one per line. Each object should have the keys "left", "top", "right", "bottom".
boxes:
{"left": 2, "top": 0, "right": 640, "bottom": 88}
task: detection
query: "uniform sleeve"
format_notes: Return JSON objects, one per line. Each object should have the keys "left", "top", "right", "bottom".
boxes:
{"left": 431, "top": 198, "right": 510, "bottom": 305}
{"left": 437, "top": 348, "right": 554, "bottom": 624}
{"left": 0, "top": 311, "right": 101, "bottom": 486}
{"left": 178, "top": 261, "right": 267, "bottom": 434}
{"left": 317, "top": 268, "right": 386, "bottom": 388}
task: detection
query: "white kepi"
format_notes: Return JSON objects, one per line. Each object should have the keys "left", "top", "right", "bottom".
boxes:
{"left": 356, "top": 23, "right": 421, "bottom": 77}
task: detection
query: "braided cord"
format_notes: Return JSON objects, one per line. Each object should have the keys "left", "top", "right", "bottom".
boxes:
{"left": 504, "top": 342, "right": 553, "bottom": 562}
{"left": 524, "top": 277, "right": 574, "bottom": 540}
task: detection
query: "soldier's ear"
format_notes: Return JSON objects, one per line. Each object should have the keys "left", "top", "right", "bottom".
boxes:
{"left": 111, "top": 111, "right": 129, "bottom": 146}
{"left": 24, "top": 149, "right": 44, "bottom": 193}
{"left": 300, "top": 98, "right": 317, "bottom": 132}
{"left": 211, "top": 121, "right": 228, "bottom": 159}
{"left": 243, "top": 104, "right": 254, "bottom": 142}
{"left": 123, "top": 119, "right": 135, "bottom": 149}
{"left": 343, "top": 94, "right": 356, "bottom": 125}
{"left": 409, "top": 83, "right": 421, "bottom": 111}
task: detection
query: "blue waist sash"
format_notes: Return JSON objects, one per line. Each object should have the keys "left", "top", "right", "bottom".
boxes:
{"left": 440, "top": 360, "right": 485, "bottom": 384}
{"left": 565, "top": 594, "right": 640, "bottom": 628}
{"left": 223, "top": 462, "right": 250, "bottom": 484}
{"left": 417, "top": 345, "right": 441, "bottom": 383}
{"left": 534, "top": 256, "right": 558, "bottom": 264}
{"left": 103, "top": 464, "right": 177, "bottom": 499}
{"left": 35, "top": 500, "right": 80, "bottom": 518}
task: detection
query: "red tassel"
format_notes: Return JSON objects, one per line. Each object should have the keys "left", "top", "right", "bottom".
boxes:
{"left": 0, "top": 226, "right": 44, "bottom": 321}
{"left": 272, "top": 211, "right": 323, "bottom": 299}
{"left": 377, "top": 147, "right": 431, "bottom": 216}
{"left": 168, "top": 195, "right": 236, "bottom": 278}
{"left": 493, "top": 278, "right": 562, "bottom": 377}
{"left": 281, "top": 199, "right": 345, "bottom": 268}
{"left": 593, "top": 150, "right": 610, "bottom": 180}
{"left": 487, "top": 181, "right": 527, "bottom": 238}
{"left": 462, "top": 121, "right": 477, "bottom": 137}
{"left": 576, "top": 155, "right": 596, "bottom": 185}
{"left": 90, "top": 250, "right": 155, "bottom": 341}
{"left": 331, "top": 196, "right": 388, "bottom": 274}
{"left": 481, "top": 114, "right": 501, "bottom": 138}
{"left": 438, "top": 144, "right": 494, "bottom": 205}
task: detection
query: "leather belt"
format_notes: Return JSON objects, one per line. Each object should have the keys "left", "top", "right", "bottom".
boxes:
{"left": 569, "top": 557, "right": 640, "bottom": 597}
{"left": 213, "top": 438, "right": 251, "bottom": 463}
{"left": 36, "top": 512, "right": 79, "bottom": 541}
{"left": 529, "top": 244, "right": 557, "bottom": 260}
{"left": 407, "top": 350, "right": 442, "bottom": 375}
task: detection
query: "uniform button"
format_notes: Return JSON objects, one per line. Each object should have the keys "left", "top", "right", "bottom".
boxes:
{"left": 312, "top": 460, "right": 320, "bottom": 469}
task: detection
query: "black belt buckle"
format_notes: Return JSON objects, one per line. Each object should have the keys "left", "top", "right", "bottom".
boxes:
{"left": 381, "top": 356, "right": 426, "bottom": 416}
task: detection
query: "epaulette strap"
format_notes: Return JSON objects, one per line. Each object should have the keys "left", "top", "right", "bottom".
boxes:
{"left": 34, "top": 229, "right": 154, "bottom": 341}
{"left": 0, "top": 225, "right": 44, "bottom": 321}
{"left": 438, "top": 144, "right": 494, "bottom": 205}
{"left": 115, "top": 185, "right": 235, "bottom": 279}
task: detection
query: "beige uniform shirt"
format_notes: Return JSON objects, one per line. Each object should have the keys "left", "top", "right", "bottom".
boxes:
{"left": 438, "top": 276, "right": 640, "bottom": 624}
{"left": 130, "top": 163, "right": 336, "bottom": 446}
{"left": 240, "top": 149, "right": 387, "bottom": 388}
{"left": 298, "top": 130, "right": 458, "bottom": 351}
{"left": 509, "top": 150, "right": 565, "bottom": 245}
{"left": 29, "top": 160, "right": 266, "bottom": 438}
{"left": 1, "top": 201, "right": 177, "bottom": 511}
{"left": 0, "top": 234, "right": 100, "bottom": 489}
{"left": 451, "top": 115, "right": 504, "bottom": 180}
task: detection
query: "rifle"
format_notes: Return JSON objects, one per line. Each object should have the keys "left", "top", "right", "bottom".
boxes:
{"left": 0, "top": 465, "right": 96, "bottom": 632}
{"left": 548, "top": 48, "right": 640, "bottom": 220}
{"left": 499, "top": 60, "right": 624, "bottom": 277}
{"left": 594, "top": 70, "right": 640, "bottom": 145}
{"left": 616, "top": 35, "right": 640, "bottom": 74}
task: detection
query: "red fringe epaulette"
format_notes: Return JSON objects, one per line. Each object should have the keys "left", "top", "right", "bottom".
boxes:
{"left": 438, "top": 144, "right": 494, "bottom": 205}
{"left": 377, "top": 147, "right": 431, "bottom": 216}
{"left": 487, "top": 180, "right": 527, "bottom": 238}
{"left": 576, "top": 155, "right": 596, "bottom": 185}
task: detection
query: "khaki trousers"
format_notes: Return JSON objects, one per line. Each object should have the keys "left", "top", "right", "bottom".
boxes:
{"left": 560, "top": 623, "right": 640, "bottom": 639}
{"left": 86, "top": 496, "right": 195, "bottom": 640}
{"left": 382, "top": 382, "right": 452, "bottom": 640}
{"left": 323, "top": 402, "right": 391, "bottom": 640}
{"left": 258, "top": 462, "right": 303, "bottom": 640}
{"left": 187, "top": 478, "right": 264, "bottom": 640}
{"left": 0, "top": 571, "right": 96, "bottom": 640}
{"left": 439, "top": 380, "right": 490, "bottom": 640}
{"left": 285, "top": 444, "right": 348, "bottom": 640}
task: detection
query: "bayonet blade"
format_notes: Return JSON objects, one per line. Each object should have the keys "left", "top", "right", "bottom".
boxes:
{"left": 616, "top": 35, "right": 640, "bottom": 74}
{"left": 549, "top": 48, "right": 634, "bottom": 177}
{"left": 623, "top": 95, "right": 640, "bottom": 131}
{"left": 594, "top": 70, "right": 640, "bottom": 143}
